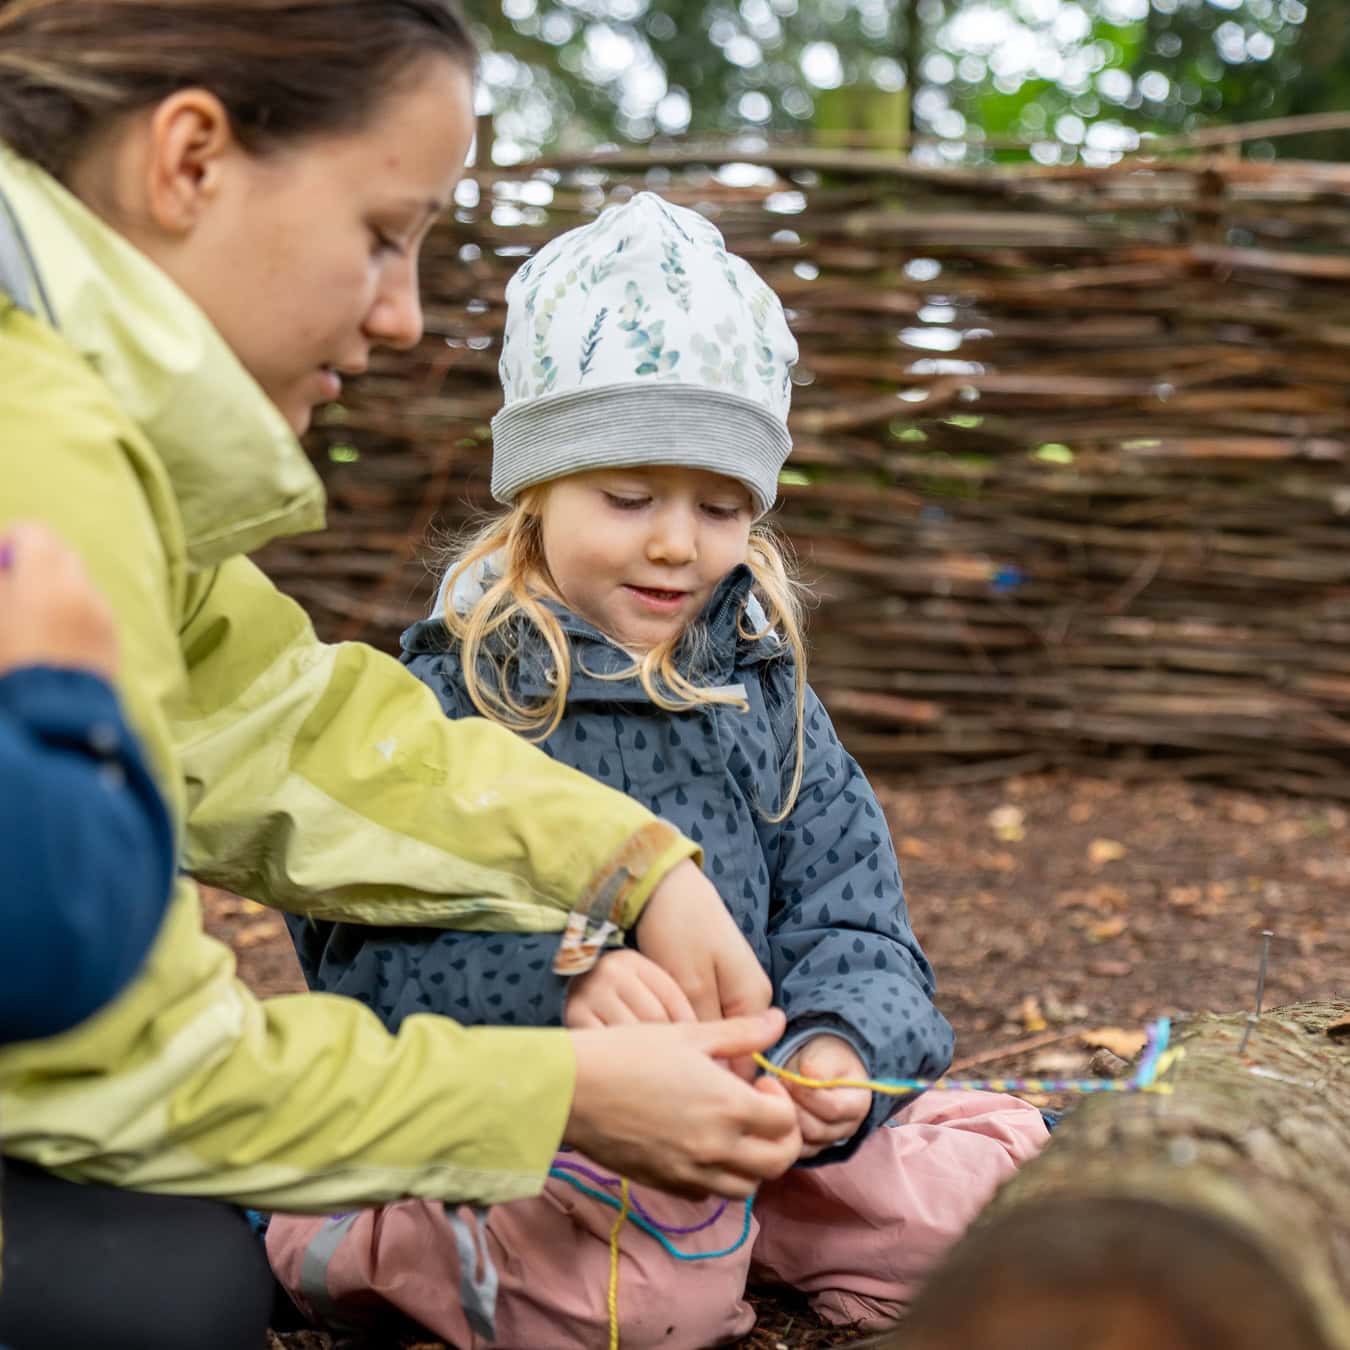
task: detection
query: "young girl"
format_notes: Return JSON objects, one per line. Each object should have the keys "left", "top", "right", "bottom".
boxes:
{"left": 270, "top": 193, "right": 1048, "bottom": 1347}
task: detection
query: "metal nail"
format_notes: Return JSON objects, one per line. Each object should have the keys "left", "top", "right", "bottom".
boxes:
{"left": 1236, "top": 929, "right": 1274, "bottom": 1056}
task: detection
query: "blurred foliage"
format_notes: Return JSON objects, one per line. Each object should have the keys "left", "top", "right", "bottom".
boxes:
{"left": 470, "top": 0, "right": 1341, "bottom": 164}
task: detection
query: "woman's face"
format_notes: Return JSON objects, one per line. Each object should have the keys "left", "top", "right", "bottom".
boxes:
{"left": 114, "top": 57, "right": 474, "bottom": 433}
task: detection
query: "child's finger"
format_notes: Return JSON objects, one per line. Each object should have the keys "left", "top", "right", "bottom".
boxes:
{"left": 618, "top": 977, "right": 679, "bottom": 1025}
{"left": 785, "top": 1077, "right": 868, "bottom": 1125}
{"left": 637, "top": 961, "right": 697, "bottom": 1024}
{"left": 792, "top": 1104, "right": 839, "bottom": 1154}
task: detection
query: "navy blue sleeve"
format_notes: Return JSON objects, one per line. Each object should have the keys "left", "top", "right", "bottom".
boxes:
{"left": 763, "top": 675, "right": 954, "bottom": 1163}
{"left": 287, "top": 913, "right": 571, "bottom": 1030}
{"left": 0, "top": 666, "right": 175, "bottom": 1043}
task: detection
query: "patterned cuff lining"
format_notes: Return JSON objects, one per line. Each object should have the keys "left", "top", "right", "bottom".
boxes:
{"left": 552, "top": 820, "right": 684, "bottom": 976}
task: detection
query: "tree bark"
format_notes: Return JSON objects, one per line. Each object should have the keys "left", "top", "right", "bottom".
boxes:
{"left": 888, "top": 1001, "right": 1350, "bottom": 1350}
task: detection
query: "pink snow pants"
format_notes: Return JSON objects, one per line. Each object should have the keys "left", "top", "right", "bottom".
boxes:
{"left": 267, "top": 1089, "right": 1048, "bottom": 1349}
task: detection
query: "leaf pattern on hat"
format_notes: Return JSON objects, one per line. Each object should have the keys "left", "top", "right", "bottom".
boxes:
{"left": 579, "top": 306, "right": 608, "bottom": 377}
{"left": 619, "top": 281, "right": 680, "bottom": 377}
{"left": 690, "top": 317, "right": 748, "bottom": 390}
{"left": 529, "top": 279, "right": 567, "bottom": 396}
{"left": 583, "top": 237, "right": 627, "bottom": 294}
{"left": 750, "top": 285, "right": 781, "bottom": 397}
{"left": 661, "top": 237, "right": 691, "bottom": 313}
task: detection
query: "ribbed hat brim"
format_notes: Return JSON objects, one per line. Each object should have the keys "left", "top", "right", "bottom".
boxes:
{"left": 490, "top": 382, "right": 790, "bottom": 516}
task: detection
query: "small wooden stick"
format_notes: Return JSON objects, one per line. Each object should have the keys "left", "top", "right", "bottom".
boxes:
{"left": 948, "top": 1026, "right": 1083, "bottom": 1074}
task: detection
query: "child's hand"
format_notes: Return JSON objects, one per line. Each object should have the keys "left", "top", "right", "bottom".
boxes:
{"left": 783, "top": 1034, "right": 873, "bottom": 1159}
{"left": 637, "top": 858, "right": 772, "bottom": 1022}
{"left": 0, "top": 522, "right": 119, "bottom": 680}
{"left": 565, "top": 1009, "right": 802, "bottom": 1198}
{"left": 564, "top": 948, "right": 697, "bottom": 1028}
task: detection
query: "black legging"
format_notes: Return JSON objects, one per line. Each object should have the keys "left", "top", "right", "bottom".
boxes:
{"left": 0, "top": 1159, "right": 275, "bottom": 1350}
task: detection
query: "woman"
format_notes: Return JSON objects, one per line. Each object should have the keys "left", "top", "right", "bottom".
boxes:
{"left": 0, "top": 3, "right": 800, "bottom": 1346}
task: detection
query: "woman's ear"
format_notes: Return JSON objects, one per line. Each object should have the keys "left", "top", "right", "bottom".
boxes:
{"left": 143, "top": 89, "right": 236, "bottom": 235}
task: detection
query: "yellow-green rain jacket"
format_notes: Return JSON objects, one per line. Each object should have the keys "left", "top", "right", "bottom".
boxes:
{"left": 0, "top": 148, "right": 696, "bottom": 1210}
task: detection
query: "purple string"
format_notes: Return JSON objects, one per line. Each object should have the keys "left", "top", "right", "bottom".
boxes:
{"left": 0, "top": 541, "right": 12, "bottom": 570}
{"left": 551, "top": 1159, "right": 729, "bottom": 1235}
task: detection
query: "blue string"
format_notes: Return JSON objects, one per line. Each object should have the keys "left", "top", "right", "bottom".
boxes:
{"left": 549, "top": 1169, "right": 754, "bottom": 1261}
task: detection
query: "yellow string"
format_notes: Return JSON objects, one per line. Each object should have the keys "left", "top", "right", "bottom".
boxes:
{"left": 752, "top": 1052, "right": 886, "bottom": 1092}
{"left": 607, "top": 1176, "right": 630, "bottom": 1350}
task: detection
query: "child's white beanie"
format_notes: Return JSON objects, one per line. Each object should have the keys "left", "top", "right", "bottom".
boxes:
{"left": 490, "top": 192, "right": 798, "bottom": 516}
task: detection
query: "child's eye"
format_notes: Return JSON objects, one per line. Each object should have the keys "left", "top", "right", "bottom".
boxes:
{"left": 703, "top": 503, "right": 744, "bottom": 521}
{"left": 603, "top": 493, "right": 649, "bottom": 511}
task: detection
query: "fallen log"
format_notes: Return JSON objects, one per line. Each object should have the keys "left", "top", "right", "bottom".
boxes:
{"left": 889, "top": 1001, "right": 1350, "bottom": 1350}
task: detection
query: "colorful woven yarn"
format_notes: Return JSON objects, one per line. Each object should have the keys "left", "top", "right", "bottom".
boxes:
{"left": 754, "top": 1017, "right": 1175, "bottom": 1097}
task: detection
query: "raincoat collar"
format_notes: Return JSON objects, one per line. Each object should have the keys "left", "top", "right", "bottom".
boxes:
{"left": 0, "top": 147, "right": 325, "bottom": 568}
{"left": 417, "top": 558, "right": 780, "bottom": 704}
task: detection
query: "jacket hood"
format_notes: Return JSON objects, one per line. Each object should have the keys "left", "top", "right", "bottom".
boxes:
{"left": 0, "top": 148, "right": 325, "bottom": 568}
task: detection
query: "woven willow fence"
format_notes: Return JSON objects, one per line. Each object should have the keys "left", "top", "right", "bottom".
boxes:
{"left": 256, "top": 146, "right": 1350, "bottom": 794}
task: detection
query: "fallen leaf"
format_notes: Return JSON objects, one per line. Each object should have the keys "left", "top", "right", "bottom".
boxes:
{"left": 1018, "top": 994, "right": 1047, "bottom": 1033}
{"left": 1088, "top": 916, "right": 1129, "bottom": 942}
{"left": 1080, "top": 1026, "right": 1147, "bottom": 1058}
{"left": 988, "top": 803, "right": 1025, "bottom": 843}
{"left": 898, "top": 836, "right": 931, "bottom": 859}
{"left": 1056, "top": 884, "right": 1129, "bottom": 913}
{"left": 1088, "top": 838, "right": 1127, "bottom": 866}
{"left": 1228, "top": 800, "right": 1269, "bottom": 825}
{"left": 1043, "top": 994, "right": 1089, "bottom": 1023}
{"left": 209, "top": 896, "right": 267, "bottom": 919}
{"left": 1086, "top": 959, "right": 1133, "bottom": 978}
{"left": 1028, "top": 1050, "right": 1082, "bottom": 1075}
{"left": 235, "top": 918, "right": 285, "bottom": 948}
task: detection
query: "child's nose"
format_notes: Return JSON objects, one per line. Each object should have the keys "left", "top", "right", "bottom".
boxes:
{"left": 647, "top": 509, "right": 698, "bottom": 563}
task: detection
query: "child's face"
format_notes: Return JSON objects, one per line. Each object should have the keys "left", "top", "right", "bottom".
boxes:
{"left": 537, "top": 466, "right": 754, "bottom": 651}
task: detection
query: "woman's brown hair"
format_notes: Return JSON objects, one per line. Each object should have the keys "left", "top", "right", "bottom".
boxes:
{"left": 0, "top": 0, "right": 476, "bottom": 180}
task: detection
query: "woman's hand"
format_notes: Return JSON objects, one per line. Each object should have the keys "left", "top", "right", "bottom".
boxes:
{"left": 636, "top": 858, "right": 771, "bottom": 1022}
{"left": 565, "top": 1009, "right": 801, "bottom": 1198}
{"left": 564, "top": 948, "right": 697, "bottom": 1028}
{"left": 782, "top": 1034, "right": 873, "bottom": 1159}
{"left": 0, "top": 522, "right": 119, "bottom": 680}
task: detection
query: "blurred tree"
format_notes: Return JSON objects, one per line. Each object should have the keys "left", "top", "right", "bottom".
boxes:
{"left": 469, "top": 0, "right": 1323, "bottom": 164}
{"left": 1140, "top": 0, "right": 1350, "bottom": 157}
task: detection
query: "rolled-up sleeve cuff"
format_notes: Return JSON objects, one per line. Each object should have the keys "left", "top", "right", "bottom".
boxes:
{"left": 553, "top": 821, "right": 699, "bottom": 976}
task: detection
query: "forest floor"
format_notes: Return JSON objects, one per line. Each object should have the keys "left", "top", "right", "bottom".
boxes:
{"left": 206, "top": 770, "right": 1350, "bottom": 1350}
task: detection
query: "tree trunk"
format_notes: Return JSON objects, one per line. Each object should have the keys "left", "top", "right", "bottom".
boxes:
{"left": 888, "top": 1001, "right": 1350, "bottom": 1350}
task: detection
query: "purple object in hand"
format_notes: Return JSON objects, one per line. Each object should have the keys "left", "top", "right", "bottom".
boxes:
{"left": 0, "top": 540, "right": 12, "bottom": 570}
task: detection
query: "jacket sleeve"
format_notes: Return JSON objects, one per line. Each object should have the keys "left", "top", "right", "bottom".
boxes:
{"left": 173, "top": 555, "right": 697, "bottom": 933}
{"left": 0, "top": 666, "right": 174, "bottom": 1043}
{"left": 762, "top": 672, "right": 954, "bottom": 1163}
